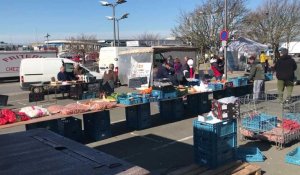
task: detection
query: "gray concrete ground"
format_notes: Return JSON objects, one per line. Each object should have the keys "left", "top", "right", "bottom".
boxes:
{"left": 0, "top": 76, "right": 300, "bottom": 175}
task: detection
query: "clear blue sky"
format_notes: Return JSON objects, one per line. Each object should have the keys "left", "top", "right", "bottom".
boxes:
{"left": 0, "top": 0, "right": 260, "bottom": 44}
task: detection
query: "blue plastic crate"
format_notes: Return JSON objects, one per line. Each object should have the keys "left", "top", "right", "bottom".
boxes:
{"left": 118, "top": 96, "right": 142, "bottom": 105}
{"left": 241, "top": 113, "right": 277, "bottom": 132}
{"left": 236, "top": 147, "right": 265, "bottom": 162}
{"left": 194, "top": 148, "right": 235, "bottom": 169}
{"left": 285, "top": 147, "right": 300, "bottom": 166}
{"left": 208, "top": 83, "right": 224, "bottom": 91}
{"left": 229, "top": 77, "right": 248, "bottom": 87}
{"left": 151, "top": 90, "right": 177, "bottom": 100}
{"left": 194, "top": 133, "right": 237, "bottom": 154}
{"left": 193, "top": 119, "right": 237, "bottom": 137}
{"left": 265, "top": 73, "right": 273, "bottom": 81}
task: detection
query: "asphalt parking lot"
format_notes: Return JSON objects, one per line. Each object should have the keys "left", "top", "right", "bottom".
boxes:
{"left": 1, "top": 78, "right": 300, "bottom": 175}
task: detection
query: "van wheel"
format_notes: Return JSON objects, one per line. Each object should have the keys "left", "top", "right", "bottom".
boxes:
{"left": 33, "top": 87, "right": 44, "bottom": 93}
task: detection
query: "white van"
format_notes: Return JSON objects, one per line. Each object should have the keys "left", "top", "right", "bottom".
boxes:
{"left": 98, "top": 47, "right": 140, "bottom": 77}
{"left": 20, "top": 58, "right": 102, "bottom": 89}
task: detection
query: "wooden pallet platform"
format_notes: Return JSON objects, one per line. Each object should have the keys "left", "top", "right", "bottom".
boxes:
{"left": 167, "top": 161, "right": 261, "bottom": 175}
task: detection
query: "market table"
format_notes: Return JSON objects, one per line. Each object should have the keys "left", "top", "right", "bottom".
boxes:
{"left": 0, "top": 128, "right": 149, "bottom": 175}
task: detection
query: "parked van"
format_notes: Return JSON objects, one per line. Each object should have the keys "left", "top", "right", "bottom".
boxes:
{"left": 20, "top": 58, "right": 102, "bottom": 89}
{"left": 98, "top": 47, "right": 139, "bottom": 77}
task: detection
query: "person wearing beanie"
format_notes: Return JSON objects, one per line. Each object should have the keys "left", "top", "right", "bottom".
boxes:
{"left": 248, "top": 55, "right": 265, "bottom": 100}
{"left": 274, "top": 48, "right": 297, "bottom": 102}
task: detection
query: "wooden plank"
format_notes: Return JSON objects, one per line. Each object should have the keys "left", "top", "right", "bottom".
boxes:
{"left": 218, "top": 162, "right": 250, "bottom": 175}
{"left": 199, "top": 161, "right": 246, "bottom": 175}
{"left": 167, "top": 164, "right": 202, "bottom": 175}
{"left": 232, "top": 164, "right": 261, "bottom": 175}
{"left": 0, "top": 105, "right": 122, "bottom": 130}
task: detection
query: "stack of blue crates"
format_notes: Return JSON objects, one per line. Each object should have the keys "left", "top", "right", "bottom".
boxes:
{"left": 83, "top": 111, "right": 111, "bottom": 141}
{"left": 151, "top": 90, "right": 177, "bottom": 100}
{"left": 81, "top": 91, "right": 97, "bottom": 100}
{"left": 193, "top": 119, "right": 237, "bottom": 169}
{"left": 241, "top": 113, "right": 277, "bottom": 132}
{"left": 125, "top": 103, "right": 151, "bottom": 130}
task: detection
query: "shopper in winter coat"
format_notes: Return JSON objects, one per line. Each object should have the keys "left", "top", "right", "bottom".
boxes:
{"left": 210, "top": 58, "right": 222, "bottom": 81}
{"left": 218, "top": 55, "right": 225, "bottom": 77}
{"left": 102, "top": 64, "right": 117, "bottom": 95}
{"left": 274, "top": 48, "right": 297, "bottom": 102}
{"left": 248, "top": 56, "right": 265, "bottom": 100}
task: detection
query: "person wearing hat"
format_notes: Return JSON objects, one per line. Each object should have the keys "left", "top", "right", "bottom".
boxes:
{"left": 274, "top": 48, "right": 297, "bottom": 103}
{"left": 248, "top": 55, "right": 265, "bottom": 100}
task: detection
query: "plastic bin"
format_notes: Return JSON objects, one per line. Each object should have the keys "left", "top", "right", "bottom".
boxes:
{"left": 241, "top": 113, "right": 277, "bottom": 132}
{"left": 285, "top": 147, "right": 300, "bottom": 166}
{"left": 83, "top": 111, "right": 111, "bottom": 141}
{"left": 125, "top": 103, "right": 151, "bottom": 130}
{"left": 0, "top": 95, "right": 8, "bottom": 106}
{"left": 265, "top": 73, "right": 273, "bottom": 81}
{"left": 193, "top": 119, "right": 237, "bottom": 137}
{"left": 194, "top": 133, "right": 237, "bottom": 154}
{"left": 236, "top": 147, "right": 265, "bottom": 162}
{"left": 208, "top": 83, "right": 224, "bottom": 91}
{"left": 81, "top": 92, "right": 96, "bottom": 100}
{"left": 194, "top": 148, "right": 235, "bottom": 169}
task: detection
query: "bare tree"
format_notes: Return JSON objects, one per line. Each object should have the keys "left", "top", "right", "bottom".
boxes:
{"left": 242, "top": 0, "right": 300, "bottom": 59}
{"left": 67, "top": 34, "right": 99, "bottom": 63}
{"left": 172, "top": 0, "right": 248, "bottom": 59}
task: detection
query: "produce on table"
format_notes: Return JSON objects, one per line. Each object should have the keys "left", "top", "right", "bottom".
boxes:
{"left": 47, "top": 105, "right": 65, "bottom": 114}
{"left": 0, "top": 109, "right": 30, "bottom": 125}
{"left": 19, "top": 106, "right": 49, "bottom": 118}
{"left": 61, "top": 103, "right": 90, "bottom": 115}
{"left": 140, "top": 87, "right": 152, "bottom": 94}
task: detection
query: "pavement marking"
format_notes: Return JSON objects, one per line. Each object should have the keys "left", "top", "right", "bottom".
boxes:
{"left": 151, "top": 136, "right": 193, "bottom": 151}
{"left": 111, "top": 119, "right": 126, "bottom": 124}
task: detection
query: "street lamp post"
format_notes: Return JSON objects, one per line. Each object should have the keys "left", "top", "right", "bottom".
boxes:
{"left": 100, "top": 0, "right": 127, "bottom": 47}
{"left": 106, "top": 13, "right": 129, "bottom": 46}
{"left": 224, "top": 0, "right": 228, "bottom": 80}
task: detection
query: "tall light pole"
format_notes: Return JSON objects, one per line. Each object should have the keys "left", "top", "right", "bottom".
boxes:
{"left": 106, "top": 13, "right": 129, "bottom": 46}
{"left": 224, "top": 0, "right": 228, "bottom": 80}
{"left": 45, "top": 33, "right": 50, "bottom": 49}
{"left": 116, "top": 13, "right": 129, "bottom": 46}
{"left": 100, "top": 0, "right": 127, "bottom": 47}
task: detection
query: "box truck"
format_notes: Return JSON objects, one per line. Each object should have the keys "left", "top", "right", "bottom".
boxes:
{"left": 0, "top": 51, "right": 57, "bottom": 79}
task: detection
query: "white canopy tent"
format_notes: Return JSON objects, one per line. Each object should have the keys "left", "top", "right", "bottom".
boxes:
{"left": 225, "top": 37, "right": 268, "bottom": 71}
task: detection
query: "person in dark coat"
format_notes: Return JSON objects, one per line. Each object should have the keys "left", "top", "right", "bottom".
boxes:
{"left": 217, "top": 55, "right": 225, "bottom": 78}
{"left": 248, "top": 56, "right": 265, "bottom": 100}
{"left": 274, "top": 48, "right": 297, "bottom": 102}
{"left": 57, "top": 66, "right": 71, "bottom": 98}
{"left": 57, "top": 66, "right": 71, "bottom": 81}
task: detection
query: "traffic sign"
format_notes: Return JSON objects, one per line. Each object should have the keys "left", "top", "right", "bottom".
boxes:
{"left": 221, "top": 40, "right": 227, "bottom": 47}
{"left": 220, "top": 30, "right": 229, "bottom": 41}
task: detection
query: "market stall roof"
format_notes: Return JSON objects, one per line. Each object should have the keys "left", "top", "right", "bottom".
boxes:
{"left": 119, "top": 46, "right": 198, "bottom": 55}
{"left": 228, "top": 37, "right": 268, "bottom": 54}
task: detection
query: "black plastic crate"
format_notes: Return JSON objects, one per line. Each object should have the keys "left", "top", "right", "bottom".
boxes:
{"left": 173, "top": 98, "right": 184, "bottom": 119}
{"left": 0, "top": 95, "right": 8, "bottom": 106}
{"left": 125, "top": 103, "right": 151, "bottom": 130}
{"left": 57, "top": 117, "right": 83, "bottom": 142}
{"left": 213, "top": 90, "right": 227, "bottom": 100}
{"left": 185, "top": 94, "right": 199, "bottom": 117}
{"left": 197, "top": 92, "right": 210, "bottom": 114}
{"left": 159, "top": 99, "right": 174, "bottom": 120}
{"left": 83, "top": 111, "right": 111, "bottom": 141}
{"left": 25, "top": 119, "right": 59, "bottom": 132}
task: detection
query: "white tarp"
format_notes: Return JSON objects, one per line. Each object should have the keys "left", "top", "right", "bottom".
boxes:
{"left": 226, "top": 37, "right": 268, "bottom": 71}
